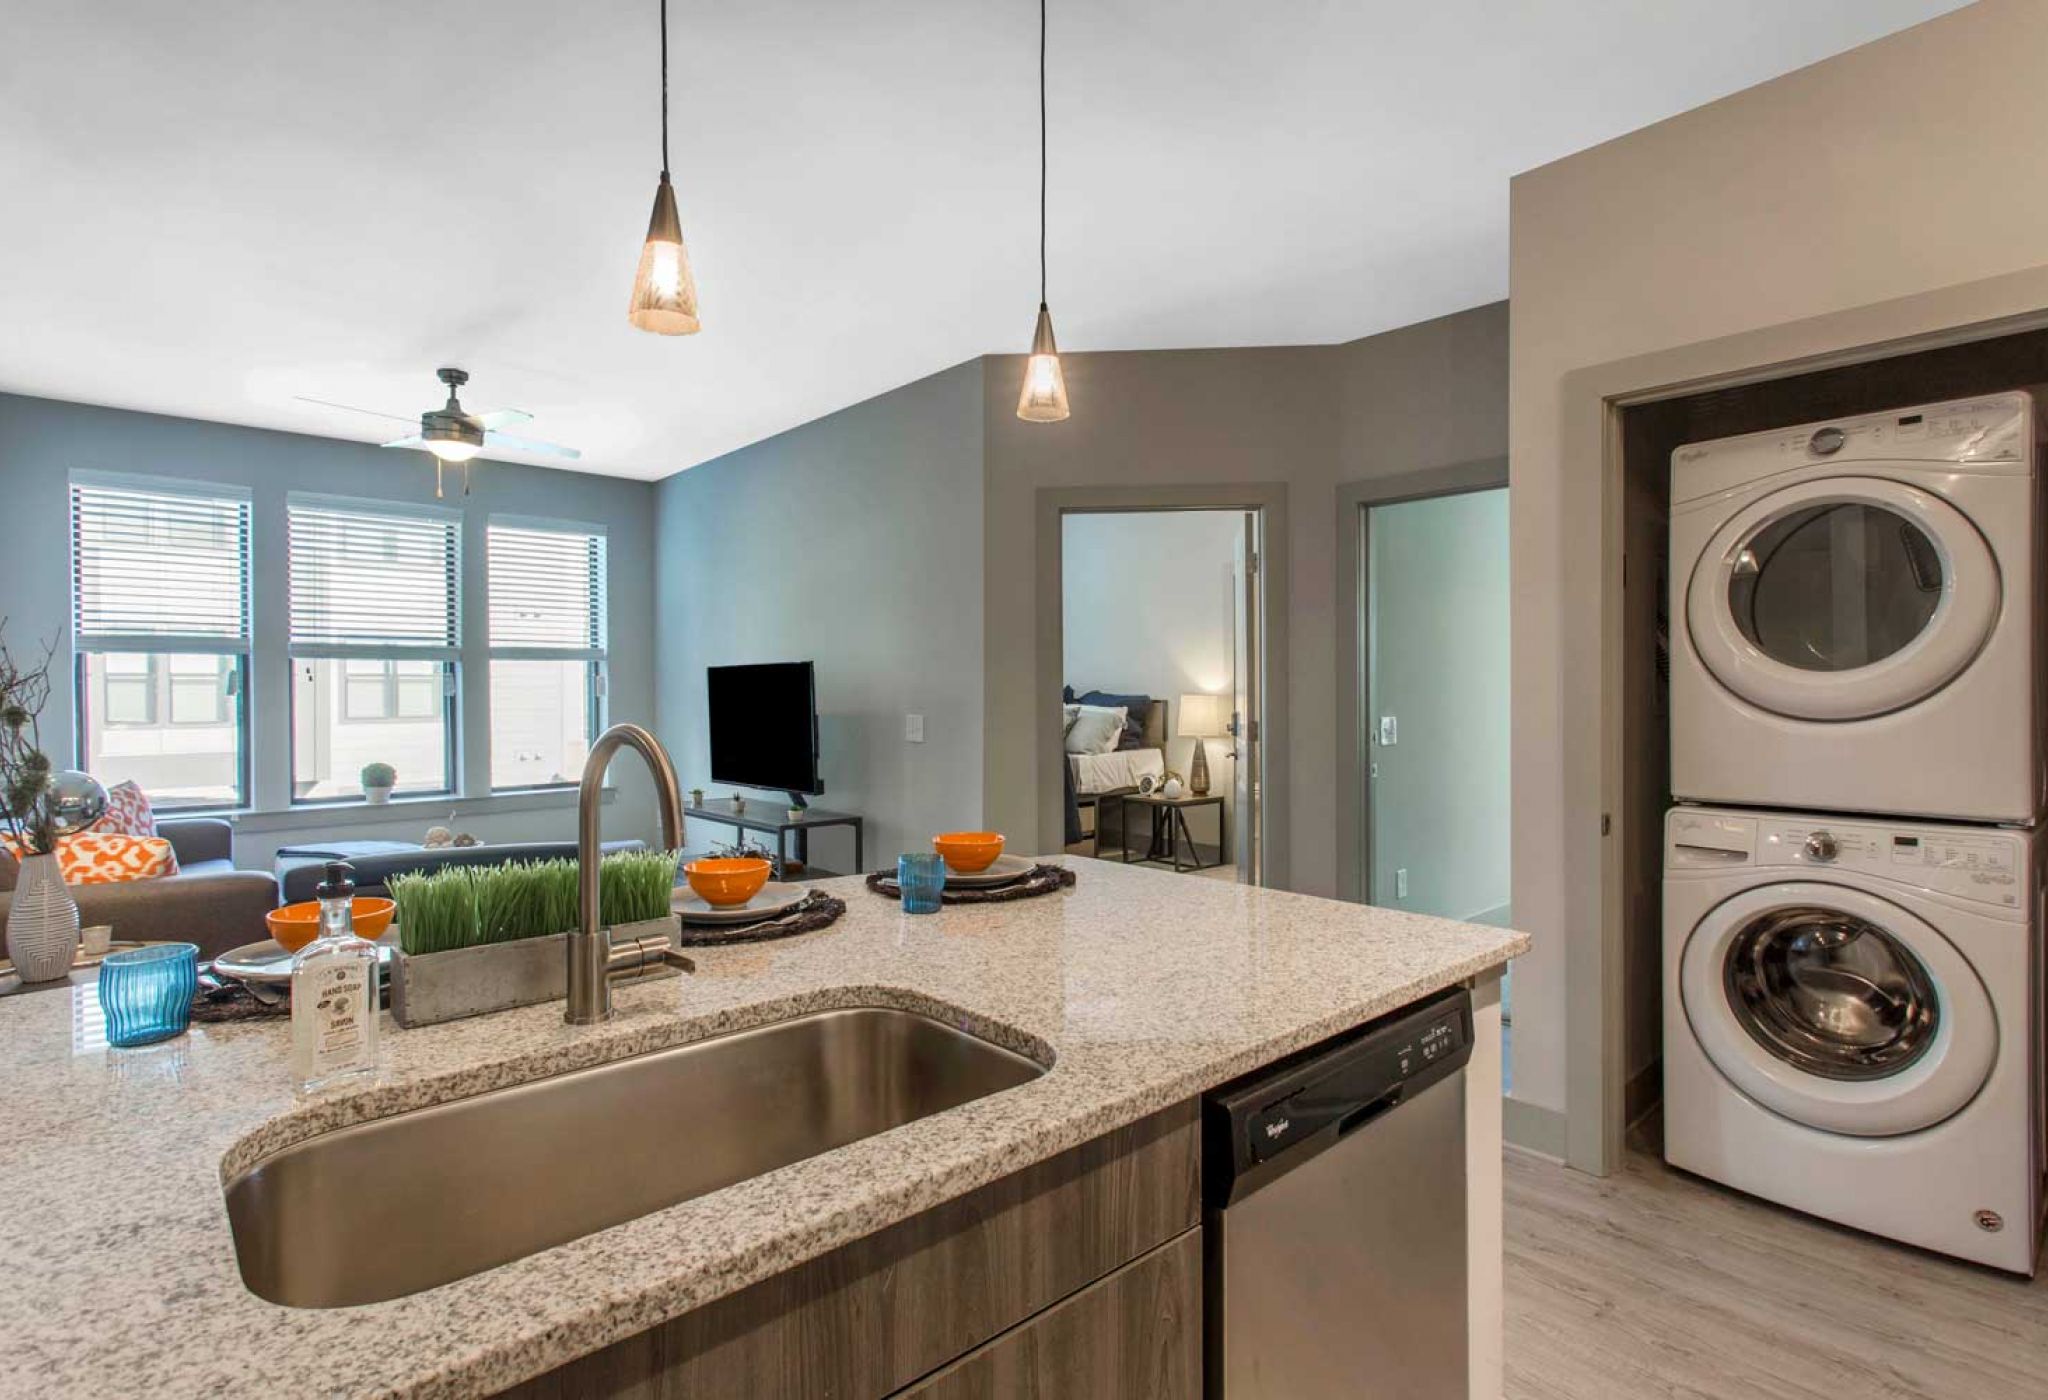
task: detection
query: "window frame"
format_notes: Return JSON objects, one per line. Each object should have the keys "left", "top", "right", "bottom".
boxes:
{"left": 286, "top": 494, "right": 462, "bottom": 806}
{"left": 485, "top": 517, "right": 608, "bottom": 793}
{"left": 69, "top": 474, "right": 253, "bottom": 812}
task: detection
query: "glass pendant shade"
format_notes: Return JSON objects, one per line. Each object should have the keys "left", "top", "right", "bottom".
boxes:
{"left": 628, "top": 173, "right": 700, "bottom": 335}
{"left": 1016, "top": 302, "right": 1070, "bottom": 422}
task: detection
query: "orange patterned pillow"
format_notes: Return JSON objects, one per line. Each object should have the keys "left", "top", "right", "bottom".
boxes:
{"left": 0, "top": 832, "right": 178, "bottom": 884}
{"left": 96, "top": 780, "right": 158, "bottom": 838}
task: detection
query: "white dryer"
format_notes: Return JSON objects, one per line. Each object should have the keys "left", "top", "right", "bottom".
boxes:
{"left": 1664, "top": 806, "right": 2043, "bottom": 1273}
{"left": 1669, "top": 392, "right": 2042, "bottom": 822}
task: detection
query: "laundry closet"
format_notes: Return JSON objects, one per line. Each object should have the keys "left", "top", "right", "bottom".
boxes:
{"left": 1620, "top": 327, "right": 2048, "bottom": 1275}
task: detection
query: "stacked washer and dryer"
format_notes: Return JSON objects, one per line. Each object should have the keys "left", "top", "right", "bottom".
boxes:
{"left": 1663, "top": 392, "right": 2046, "bottom": 1274}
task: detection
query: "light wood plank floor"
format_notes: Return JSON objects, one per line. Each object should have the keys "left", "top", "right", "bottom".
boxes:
{"left": 1504, "top": 1145, "right": 2048, "bottom": 1399}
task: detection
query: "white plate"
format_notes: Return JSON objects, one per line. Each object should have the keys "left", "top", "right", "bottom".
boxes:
{"left": 211, "top": 937, "right": 394, "bottom": 985}
{"left": 943, "top": 853, "right": 1035, "bottom": 889}
{"left": 671, "top": 882, "right": 808, "bottom": 926}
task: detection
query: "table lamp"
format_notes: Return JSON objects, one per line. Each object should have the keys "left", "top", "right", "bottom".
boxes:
{"left": 1177, "top": 693, "right": 1230, "bottom": 796}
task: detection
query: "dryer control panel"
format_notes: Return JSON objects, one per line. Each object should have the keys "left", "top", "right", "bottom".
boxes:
{"left": 1669, "top": 392, "right": 2033, "bottom": 505}
{"left": 1667, "top": 808, "right": 2027, "bottom": 909}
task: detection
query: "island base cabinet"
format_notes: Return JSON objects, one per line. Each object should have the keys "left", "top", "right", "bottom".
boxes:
{"left": 894, "top": 1229, "right": 1200, "bottom": 1399}
{"left": 498, "top": 1101, "right": 1200, "bottom": 1400}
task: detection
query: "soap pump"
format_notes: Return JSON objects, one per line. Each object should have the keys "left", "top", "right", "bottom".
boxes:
{"left": 289, "top": 860, "right": 381, "bottom": 1094}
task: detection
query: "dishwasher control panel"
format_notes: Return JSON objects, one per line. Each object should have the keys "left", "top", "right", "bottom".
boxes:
{"left": 1204, "top": 988, "right": 1474, "bottom": 1202}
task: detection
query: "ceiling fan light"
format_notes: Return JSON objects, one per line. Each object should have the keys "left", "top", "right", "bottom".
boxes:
{"left": 426, "top": 438, "right": 480, "bottom": 463}
{"left": 628, "top": 173, "right": 700, "bottom": 335}
{"left": 1016, "top": 303, "right": 1070, "bottom": 423}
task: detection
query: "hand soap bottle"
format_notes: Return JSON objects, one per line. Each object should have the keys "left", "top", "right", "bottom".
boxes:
{"left": 290, "top": 860, "right": 381, "bottom": 1094}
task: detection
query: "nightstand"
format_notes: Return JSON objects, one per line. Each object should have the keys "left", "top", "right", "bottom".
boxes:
{"left": 1116, "top": 791, "right": 1227, "bottom": 874}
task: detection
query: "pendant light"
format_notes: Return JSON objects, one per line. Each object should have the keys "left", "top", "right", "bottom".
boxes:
{"left": 628, "top": 0, "right": 701, "bottom": 335}
{"left": 1016, "top": 0, "right": 1070, "bottom": 422}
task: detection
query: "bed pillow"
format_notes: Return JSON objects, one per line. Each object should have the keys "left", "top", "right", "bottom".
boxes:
{"left": 1064, "top": 705, "right": 1126, "bottom": 755}
{"left": 1075, "top": 691, "right": 1152, "bottom": 750}
{"left": 1062, "top": 703, "right": 1081, "bottom": 737}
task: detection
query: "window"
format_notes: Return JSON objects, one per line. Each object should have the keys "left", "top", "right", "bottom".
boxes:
{"left": 71, "top": 479, "right": 251, "bottom": 809}
{"left": 288, "top": 498, "right": 459, "bottom": 802}
{"left": 487, "top": 521, "right": 606, "bottom": 790}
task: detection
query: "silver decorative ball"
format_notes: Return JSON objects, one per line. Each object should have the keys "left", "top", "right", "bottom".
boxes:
{"left": 45, "top": 770, "right": 109, "bottom": 837}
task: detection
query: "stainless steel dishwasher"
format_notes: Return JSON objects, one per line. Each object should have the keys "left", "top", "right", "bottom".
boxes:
{"left": 1204, "top": 987, "right": 1473, "bottom": 1398}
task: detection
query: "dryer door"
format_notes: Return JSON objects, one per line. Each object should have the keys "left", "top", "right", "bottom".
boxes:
{"left": 1685, "top": 477, "right": 1999, "bottom": 720}
{"left": 1681, "top": 882, "right": 1996, "bottom": 1136}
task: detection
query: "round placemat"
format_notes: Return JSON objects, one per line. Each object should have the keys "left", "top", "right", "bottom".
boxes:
{"left": 866, "top": 864, "right": 1076, "bottom": 904}
{"left": 675, "top": 889, "right": 847, "bottom": 947}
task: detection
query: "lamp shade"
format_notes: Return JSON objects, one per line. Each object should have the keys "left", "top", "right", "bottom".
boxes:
{"left": 628, "top": 173, "right": 701, "bottom": 335}
{"left": 1177, "top": 692, "right": 1228, "bottom": 739}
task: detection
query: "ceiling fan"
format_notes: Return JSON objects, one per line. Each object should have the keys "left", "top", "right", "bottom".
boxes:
{"left": 296, "top": 367, "right": 582, "bottom": 497}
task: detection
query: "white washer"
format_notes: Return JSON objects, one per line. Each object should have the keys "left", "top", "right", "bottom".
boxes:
{"left": 1664, "top": 806, "right": 2043, "bottom": 1273}
{"left": 1669, "top": 392, "right": 2043, "bottom": 823}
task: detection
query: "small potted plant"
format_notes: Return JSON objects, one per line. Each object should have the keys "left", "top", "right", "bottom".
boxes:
{"left": 360, "top": 762, "right": 397, "bottom": 805}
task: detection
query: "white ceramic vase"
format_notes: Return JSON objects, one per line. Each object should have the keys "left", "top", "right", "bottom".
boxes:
{"left": 5, "top": 852, "right": 80, "bottom": 983}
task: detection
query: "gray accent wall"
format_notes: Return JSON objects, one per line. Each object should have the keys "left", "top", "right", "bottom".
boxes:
{"left": 984, "top": 302, "right": 1509, "bottom": 897}
{"left": 0, "top": 392, "right": 662, "bottom": 866}
{"left": 652, "top": 362, "right": 986, "bottom": 871}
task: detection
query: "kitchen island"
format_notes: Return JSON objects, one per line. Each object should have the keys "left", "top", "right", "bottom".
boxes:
{"left": 0, "top": 857, "right": 1524, "bottom": 1399}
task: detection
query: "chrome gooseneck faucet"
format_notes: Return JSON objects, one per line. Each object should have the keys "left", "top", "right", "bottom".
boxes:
{"left": 567, "top": 722, "right": 694, "bottom": 1024}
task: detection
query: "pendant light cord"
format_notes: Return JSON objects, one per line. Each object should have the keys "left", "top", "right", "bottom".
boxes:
{"left": 660, "top": 0, "right": 671, "bottom": 177}
{"left": 1038, "top": 0, "right": 1048, "bottom": 305}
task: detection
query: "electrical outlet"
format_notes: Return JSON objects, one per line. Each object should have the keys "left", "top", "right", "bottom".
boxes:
{"left": 1377, "top": 716, "right": 1398, "bottom": 746}
{"left": 905, "top": 713, "right": 925, "bottom": 743}
{"left": 1396, "top": 867, "right": 1409, "bottom": 899}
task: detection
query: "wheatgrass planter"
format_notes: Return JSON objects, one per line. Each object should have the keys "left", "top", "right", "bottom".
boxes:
{"left": 388, "top": 918, "right": 678, "bottom": 1028}
{"left": 383, "top": 850, "right": 682, "bottom": 1028}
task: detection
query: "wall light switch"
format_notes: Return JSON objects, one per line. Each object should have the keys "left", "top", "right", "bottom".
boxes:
{"left": 905, "top": 713, "right": 925, "bottom": 743}
{"left": 1377, "top": 716, "right": 1398, "bottom": 746}
{"left": 1395, "top": 868, "right": 1410, "bottom": 899}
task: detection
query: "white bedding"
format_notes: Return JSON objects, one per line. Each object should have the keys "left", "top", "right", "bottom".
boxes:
{"left": 1067, "top": 747, "right": 1165, "bottom": 795}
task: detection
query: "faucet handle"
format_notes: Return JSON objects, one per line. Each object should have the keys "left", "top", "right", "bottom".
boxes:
{"left": 607, "top": 931, "right": 697, "bottom": 979}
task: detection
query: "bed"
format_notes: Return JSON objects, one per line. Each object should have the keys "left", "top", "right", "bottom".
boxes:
{"left": 1062, "top": 696, "right": 1169, "bottom": 853}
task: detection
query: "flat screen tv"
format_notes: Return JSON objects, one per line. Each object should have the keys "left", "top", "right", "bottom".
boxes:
{"left": 707, "top": 661, "right": 822, "bottom": 798}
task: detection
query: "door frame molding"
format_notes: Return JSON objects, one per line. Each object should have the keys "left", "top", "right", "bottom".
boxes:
{"left": 1033, "top": 485, "right": 1289, "bottom": 886}
{"left": 1336, "top": 459, "right": 1510, "bottom": 907}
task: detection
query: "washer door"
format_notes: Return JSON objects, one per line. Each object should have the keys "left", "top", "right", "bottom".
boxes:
{"left": 1686, "top": 477, "right": 1999, "bottom": 720}
{"left": 1681, "top": 883, "right": 1996, "bottom": 1136}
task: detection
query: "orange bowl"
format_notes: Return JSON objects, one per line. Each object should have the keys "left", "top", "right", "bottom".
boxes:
{"left": 933, "top": 831, "right": 1005, "bottom": 873}
{"left": 266, "top": 896, "right": 396, "bottom": 953}
{"left": 684, "top": 857, "right": 773, "bottom": 908}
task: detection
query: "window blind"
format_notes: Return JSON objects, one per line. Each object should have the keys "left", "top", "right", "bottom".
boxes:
{"left": 288, "top": 499, "right": 460, "bottom": 655}
{"left": 488, "top": 523, "right": 606, "bottom": 658}
{"left": 71, "top": 481, "right": 251, "bottom": 649}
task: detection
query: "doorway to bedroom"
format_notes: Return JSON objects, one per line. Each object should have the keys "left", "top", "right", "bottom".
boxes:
{"left": 1059, "top": 508, "right": 1263, "bottom": 885}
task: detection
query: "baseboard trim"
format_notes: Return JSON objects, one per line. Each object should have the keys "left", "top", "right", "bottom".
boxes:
{"left": 1503, "top": 1097, "right": 1568, "bottom": 1161}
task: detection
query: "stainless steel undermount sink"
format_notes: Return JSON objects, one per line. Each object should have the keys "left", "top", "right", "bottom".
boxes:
{"left": 225, "top": 1006, "right": 1046, "bottom": 1308}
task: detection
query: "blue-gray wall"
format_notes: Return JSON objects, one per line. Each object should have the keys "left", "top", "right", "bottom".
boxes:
{"left": 0, "top": 392, "right": 661, "bottom": 867}
{"left": 653, "top": 362, "right": 985, "bottom": 871}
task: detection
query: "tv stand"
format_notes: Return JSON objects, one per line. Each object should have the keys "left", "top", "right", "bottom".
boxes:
{"left": 684, "top": 797, "right": 865, "bottom": 878}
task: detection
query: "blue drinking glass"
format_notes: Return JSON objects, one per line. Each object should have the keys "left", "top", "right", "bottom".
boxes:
{"left": 898, "top": 854, "right": 948, "bottom": 914}
{"left": 99, "top": 943, "right": 199, "bottom": 1047}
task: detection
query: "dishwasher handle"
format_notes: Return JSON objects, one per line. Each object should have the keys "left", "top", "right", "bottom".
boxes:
{"left": 1205, "top": 987, "right": 1473, "bottom": 1206}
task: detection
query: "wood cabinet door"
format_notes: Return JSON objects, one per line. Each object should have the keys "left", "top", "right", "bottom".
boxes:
{"left": 896, "top": 1230, "right": 1201, "bottom": 1400}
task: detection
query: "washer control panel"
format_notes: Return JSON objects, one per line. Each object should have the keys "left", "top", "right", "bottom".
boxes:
{"left": 1667, "top": 809, "right": 2025, "bottom": 908}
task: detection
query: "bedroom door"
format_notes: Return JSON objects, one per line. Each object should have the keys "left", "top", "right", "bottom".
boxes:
{"left": 1232, "top": 511, "right": 1262, "bottom": 885}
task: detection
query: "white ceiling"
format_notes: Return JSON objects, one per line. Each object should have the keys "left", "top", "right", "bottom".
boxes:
{"left": 0, "top": 1, "right": 1967, "bottom": 480}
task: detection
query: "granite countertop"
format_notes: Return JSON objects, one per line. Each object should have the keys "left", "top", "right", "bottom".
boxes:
{"left": 0, "top": 857, "right": 1525, "bottom": 1400}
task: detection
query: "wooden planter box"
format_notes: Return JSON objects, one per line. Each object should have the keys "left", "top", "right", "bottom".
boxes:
{"left": 388, "top": 917, "right": 678, "bottom": 1028}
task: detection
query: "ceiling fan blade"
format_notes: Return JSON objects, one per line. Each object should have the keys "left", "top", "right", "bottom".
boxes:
{"left": 380, "top": 434, "right": 427, "bottom": 449}
{"left": 476, "top": 408, "right": 533, "bottom": 431}
{"left": 295, "top": 394, "right": 418, "bottom": 425}
{"left": 484, "top": 430, "right": 581, "bottom": 460}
